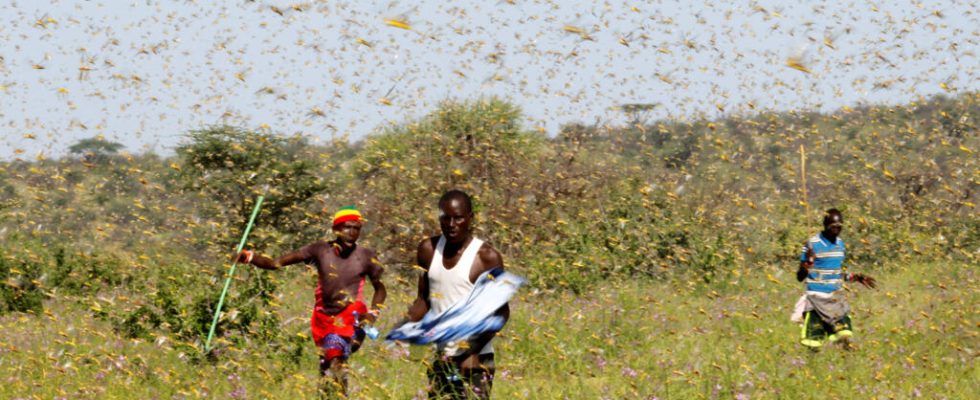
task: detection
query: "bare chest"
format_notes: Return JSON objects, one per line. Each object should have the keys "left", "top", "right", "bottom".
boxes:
{"left": 314, "top": 250, "right": 367, "bottom": 287}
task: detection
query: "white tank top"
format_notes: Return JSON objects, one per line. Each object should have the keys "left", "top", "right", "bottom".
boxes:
{"left": 429, "top": 235, "right": 493, "bottom": 355}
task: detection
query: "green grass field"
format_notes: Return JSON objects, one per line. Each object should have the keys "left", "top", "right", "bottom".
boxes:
{"left": 2, "top": 261, "right": 976, "bottom": 399}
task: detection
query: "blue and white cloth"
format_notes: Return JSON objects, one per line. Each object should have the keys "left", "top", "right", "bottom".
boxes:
{"left": 386, "top": 267, "right": 525, "bottom": 345}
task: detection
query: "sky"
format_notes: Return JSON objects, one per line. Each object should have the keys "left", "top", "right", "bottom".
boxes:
{"left": 0, "top": 0, "right": 977, "bottom": 160}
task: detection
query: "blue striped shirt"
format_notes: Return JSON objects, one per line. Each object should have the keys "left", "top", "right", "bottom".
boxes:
{"left": 800, "top": 233, "right": 846, "bottom": 293}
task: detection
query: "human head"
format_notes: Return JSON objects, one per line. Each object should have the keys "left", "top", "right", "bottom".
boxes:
{"left": 332, "top": 205, "right": 363, "bottom": 248}
{"left": 438, "top": 190, "right": 474, "bottom": 244}
{"left": 822, "top": 208, "right": 843, "bottom": 237}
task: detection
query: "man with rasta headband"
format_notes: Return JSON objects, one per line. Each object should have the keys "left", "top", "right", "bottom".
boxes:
{"left": 794, "top": 208, "right": 877, "bottom": 349}
{"left": 236, "top": 206, "right": 386, "bottom": 398}
{"left": 407, "top": 190, "right": 510, "bottom": 399}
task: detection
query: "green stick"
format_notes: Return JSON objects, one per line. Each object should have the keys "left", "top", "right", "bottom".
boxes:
{"left": 204, "top": 195, "right": 264, "bottom": 352}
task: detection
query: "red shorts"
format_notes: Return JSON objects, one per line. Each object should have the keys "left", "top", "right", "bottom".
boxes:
{"left": 311, "top": 301, "right": 367, "bottom": 359}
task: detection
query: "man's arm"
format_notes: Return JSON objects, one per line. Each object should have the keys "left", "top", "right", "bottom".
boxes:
{"left": 460, "top": 245, "right": 508, "bottom": 370}
{"left": 841, "top": 241, "right": 876, "bottom": 288}
{"left": 364, "top": 252, "right": 387, "bottom": 324}
{"left": 797, "top": 242, "right": 814, "bottom": 282}
{"left": 846, "top": 272, "right": 877, "bottom": 289}
{"left": 407, "top": 238, "right": 434, "bottom": 322}
{"left": 237, "top": 243, "right": 316, "bottom": 271}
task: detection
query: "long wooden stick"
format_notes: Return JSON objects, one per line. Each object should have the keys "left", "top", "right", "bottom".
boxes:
{"left": 800, "top": 144, "right": 809, "bottom": 216}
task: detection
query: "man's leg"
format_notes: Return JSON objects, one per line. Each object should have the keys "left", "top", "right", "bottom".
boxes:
{"left": 800, "top": 311, "right": 828, "bottom": 349}
{"left": 829, "top": 314, "right": 854, "bottom": 348}
{"left": 318, "top": 355, "right": 350, "bottom": 399}
{"left": 350, "top": 327, "right": 367, "bottom": 354}
{"left": 829, "top": 314, "right": 853, "bottom": 339}
{"left": 461, "top": 353, "right": 495, "bottom": 400}
{"left": 427, "top": 357, "right": 465, "bottom": 399}
{"left": 318, "top": 334, "right": 352, "bottom": 399}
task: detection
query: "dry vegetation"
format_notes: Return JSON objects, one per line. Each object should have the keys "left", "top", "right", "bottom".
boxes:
{"left": 1, "top": 93, "right": 977, "bottom": 399}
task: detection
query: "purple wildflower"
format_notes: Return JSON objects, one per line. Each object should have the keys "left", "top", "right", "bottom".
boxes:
{"left": 595, "top": 355, "right": 607, "bottom": 371}
{"left": 228, "top": 386, "right": 246, "bottom": 399}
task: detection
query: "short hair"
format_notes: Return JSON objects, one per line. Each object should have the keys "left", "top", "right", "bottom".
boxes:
{"left": 439, "top": 190, "right": 473, "bottom": 214}
{"left": 823, "top": 208, "right": 843, "bottom": 226}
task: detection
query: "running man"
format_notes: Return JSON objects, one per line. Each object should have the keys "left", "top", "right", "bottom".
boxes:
{"left": 795, "top": 208, "right": 876, "bottom": 349}
{"left": 236, "top": 205, "right": 386, "bottom": 398}
{"left": 407, "top": 190, "right": 509, "bottom": 399}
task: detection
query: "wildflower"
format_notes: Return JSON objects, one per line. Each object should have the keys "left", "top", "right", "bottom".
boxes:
{"left": 229, "top": 386, "right": 247, "bottom": 399}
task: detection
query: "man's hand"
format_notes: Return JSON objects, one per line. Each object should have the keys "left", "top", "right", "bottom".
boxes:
{"left": 407, "top": 298, "right": 428, "bottom": 322}
{"left": 797, "top": 258, "right": 813, "bottom": 282}
{"left": 233, "top": 250, "right": 254, "bottom": 264}
{"left": 851, "top": 273, "right": 877, "bottom": 289}
{"left": 361, "top": 310, "right": 378, "bottom": 325}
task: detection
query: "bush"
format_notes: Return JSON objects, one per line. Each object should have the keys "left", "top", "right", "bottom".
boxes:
{"left": 0, "top": 244, "right": 46, "bottom": 314}
{"left": 351, "top": 98, "right": 550, "bottom": 272}
{"left": 0, "top": 237, "right": 132, "bottom": 315}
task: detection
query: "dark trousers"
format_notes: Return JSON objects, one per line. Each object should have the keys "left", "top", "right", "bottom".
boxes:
{"left": 428, "top": 353, "right": 495, "bottom": 400}
{"left": 803, "top": 310, "right": 853, "bottom": 340}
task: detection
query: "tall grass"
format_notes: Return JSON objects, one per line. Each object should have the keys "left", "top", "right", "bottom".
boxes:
{"left": 2, "top": 261, "right": 975, "bottom": 399}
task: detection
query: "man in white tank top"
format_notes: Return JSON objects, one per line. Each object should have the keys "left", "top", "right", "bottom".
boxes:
{"left": 407, "top": 190, "right": 509, "bottom": 399}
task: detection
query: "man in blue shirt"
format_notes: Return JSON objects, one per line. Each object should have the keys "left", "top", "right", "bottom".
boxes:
{"left": 796, "top": 209, "right": 877, "bottom": 349}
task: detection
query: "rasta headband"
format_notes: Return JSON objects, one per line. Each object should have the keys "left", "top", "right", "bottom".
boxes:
{"left": 332, "top": 205, "right": 362, "bottom": 227}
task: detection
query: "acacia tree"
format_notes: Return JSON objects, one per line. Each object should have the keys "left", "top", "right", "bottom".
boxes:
{"left": 619, "top": 103, "right": 658, "bottom": 127}
{"left": 176, "top": 126, "right": 328, "bottom": 249}
{"left": 68, "top": 136, "right": 124, "bottom": 163}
